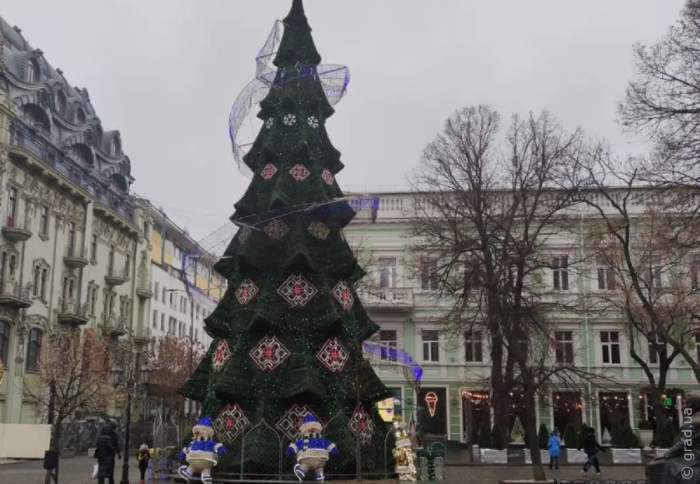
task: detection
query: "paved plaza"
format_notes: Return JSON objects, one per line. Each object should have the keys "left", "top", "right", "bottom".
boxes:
{"left": 0, "top": 456, "right": 647, "bottom": 484}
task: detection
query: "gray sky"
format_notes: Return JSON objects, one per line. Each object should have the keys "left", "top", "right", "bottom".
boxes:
{"left": 1, "top": 0, "right": 686, "bottom": 243}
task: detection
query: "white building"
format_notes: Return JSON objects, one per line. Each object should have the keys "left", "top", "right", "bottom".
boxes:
{"left": 145, "top": 202, "right": 225, "bottom": 349}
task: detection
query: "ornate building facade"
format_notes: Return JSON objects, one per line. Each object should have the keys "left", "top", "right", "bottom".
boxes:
{"left": 0, "top": 17, "right": 154, "bottom": 423}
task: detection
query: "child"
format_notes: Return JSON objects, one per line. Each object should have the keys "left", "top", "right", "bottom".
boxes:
{"left": 578, "top": 427, "right": 606, "bottom": 477}
{"left": 136, "top": 444, "right": 151, "bottom": 484}
{"left": 547, "top": 430, "right": 560, "bottom": 469}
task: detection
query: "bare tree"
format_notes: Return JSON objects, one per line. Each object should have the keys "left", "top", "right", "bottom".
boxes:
{"left": 578, "top": 152, "right": 700, "bottom": 409}
{"left": 409, "top": 105, "right": 603, "bottom": 480}
{"left": 23, "top": 328, "right": 116, "bottom": 484}
{"left": 619, "top": 0, "right": 700, "bottom": 187}
{"left": 147, "top": 335, "right": 205, "bottom": 418}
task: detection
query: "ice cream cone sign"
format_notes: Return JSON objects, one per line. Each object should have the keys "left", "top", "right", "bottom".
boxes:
{"left": 425, "top": 392, "right": 438, "bottom": 417}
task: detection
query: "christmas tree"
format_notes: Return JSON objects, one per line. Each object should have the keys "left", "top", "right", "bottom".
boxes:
{"left": 180, "top": 0, "right": 392, "bottom": 477}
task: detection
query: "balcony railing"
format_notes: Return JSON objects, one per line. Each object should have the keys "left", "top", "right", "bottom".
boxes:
{"left": 64, "top": 246, "right": 90, "bottom": 268}
{"left": 2, "top": 215, "right": 33, "bottom": 242}
{"left": 57, "top": 298, "right": 90, "bottom": 325}
{"left": 0, "top": 280, "right": 33, "bottom": 308}
{"left": 358, "top": 288, "right": 414, "bottom": 309}
{"left": 101, "top": 314, "right": 127, "bottom": 335}
{"left": 8, "top": 118, "right": 134, "bottom": 222}
{"left": 104, "top": 266, "right": 129, "bottom": 286}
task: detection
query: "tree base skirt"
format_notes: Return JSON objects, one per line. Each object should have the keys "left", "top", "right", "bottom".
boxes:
{"left": 656, "top": 448, "right": 670, "bottom": 458}
{"left": 481, "top": 449, "right": 508, "bottom": 464}
{"left": 566, "top": 449, "right": 588, "bottom": 463}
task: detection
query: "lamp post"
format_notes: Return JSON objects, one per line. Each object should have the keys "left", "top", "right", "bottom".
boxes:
{"left": 111, "top": 359, "right": 153, "bottom": 484}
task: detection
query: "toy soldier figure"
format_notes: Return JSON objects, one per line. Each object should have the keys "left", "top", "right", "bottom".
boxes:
{"left": 646, "top": 391, "right": 700, "bottom": 484}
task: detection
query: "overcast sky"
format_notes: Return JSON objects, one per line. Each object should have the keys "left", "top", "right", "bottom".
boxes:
{"left": 1, "top": 0, "right": 686, "bottom": 244}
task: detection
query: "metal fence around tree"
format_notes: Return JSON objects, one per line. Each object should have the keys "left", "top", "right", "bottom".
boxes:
{"left": 196, "top": 411, "right": 396, "bottom": 481}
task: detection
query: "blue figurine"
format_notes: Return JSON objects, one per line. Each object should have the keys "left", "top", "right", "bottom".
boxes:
{"left": 178, "top": 416, "right": 226, "bottom": 484}
{"left": 287, "top": 414, "right": 338, "bottom": 482}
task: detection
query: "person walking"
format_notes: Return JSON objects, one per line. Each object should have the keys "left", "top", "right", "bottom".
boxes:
{"left": 137, "top": 444, "right": 151, "bottom": 484}
{"left": 578, "top": 426, "right": 606, "bottom": 477}
{"left": 548, "top": 430, "right": 560, "bottom": 469}
{"left": 94, "top": 424, "right": 122, "bottom": 484}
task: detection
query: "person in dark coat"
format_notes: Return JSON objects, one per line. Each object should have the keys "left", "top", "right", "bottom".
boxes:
{"left": 578, "top": 426, "right": 606, "bottom": 476}
{"left": 94, "top": 424, "right": 122, "bottom": 484}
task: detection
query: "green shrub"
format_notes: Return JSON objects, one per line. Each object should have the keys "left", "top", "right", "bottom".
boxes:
{"left": 477, "top": 421, "right": 491, "bottom": 448}
{"left": 610, "top": 422, "right": 623, "bottom": 447}
{"left": 491, "top": 425, "right": 507, "bottom": 450}
{"left": 538, "top": 423, "right": 550, "bottom": 450}
{"left": 563, "top": 423, "right": 578, "bottom": 448}
{"left": 624, "top": 423, "right": 640, "bottom": 448}
{"left": 655, "top": 419, "right": 676, "bottom": 448}
{"left": 638, "top": 420, "right": 654, "bottom": 430}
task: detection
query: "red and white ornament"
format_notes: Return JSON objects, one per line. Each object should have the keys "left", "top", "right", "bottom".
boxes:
{"left": 249, "top": 336, "right": 291, "bottom": 371}
{"left": 289, "top": 164, "right": 311, "bottom": 182}
{"left": 277, "top": 274, "right": 317, "bottom": 308}
{"left": 275, "top": 405, "right": 320, "bottom": 442}
{"left": 316, "top": 337, "right": 349, "bottom": 373}
{"left": 348, "top": 406, "right": 374, "bottom": 444}
{"left": 235, "top": 279, "right": 259, "bottom": 305}
{"left": 213, "top": 404, "right": 251, "bottom": 442}
{"left": 212, "top": 339, "right": 231, "bottom": 372}
{"left": 260, "top": 163, "right": 278, "bottom": 180}
{"left": 321, "top": 169, "right": 334, "bottom": 186}
{"left": 332, "top": 280, "right": 354, "bottom": 311}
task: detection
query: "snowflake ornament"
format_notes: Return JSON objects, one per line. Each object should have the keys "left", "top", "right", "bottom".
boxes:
{"left": 289, "top": 164, "right": 311, "bottom": 181}
{"left": 348, "top": 406, "right": 374, "bottom": 444}
{"left": 212, "top": 339, "right": 231, "bottom": 372}
{"left": 307, "top": 221, "right": 330, "bottom": 240}
{"left": 249, "top": 336, "right": 291, "bottom": 371}
{"left": 264, "top": 219, "right": 290, "bottom": 240}
{"left": 265, "top": 118, "right": 274, "bottom": 129}
{"left": 321, "top": 169, "right": 334, "bottom": 186}
{"left": 316, "top": 337, "right": 349, "bottom": 373}
{"left": 307, "top": 116, "right": 319, "bottom": 128}
{"left": 260, "top": 163, "right": 277, "bottom": 180}
{"left": 276, "top": 405, "right": 320, "bottom": 442}
{"left": 277, "top": 274, "right": 318, "bottom": 307}
{"left": 214, "top": 404, "right": 250, "bottom": 442}
{"left": 235, "top": 279, "right": 259, "bottom": 305}
{"left": 283, "top": 114, "right": 297, "bottom": 126}
{"left": 332, "top": 280, "right": 354, "bottom": 311}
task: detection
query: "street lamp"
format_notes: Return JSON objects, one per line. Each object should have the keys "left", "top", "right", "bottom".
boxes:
{"left": 111, "top": 359, "right": 153, "bottom": 484}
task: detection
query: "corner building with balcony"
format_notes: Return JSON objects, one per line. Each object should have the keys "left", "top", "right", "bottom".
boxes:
{"left": 0, "top": 18, "right": 154, "bottom": 423}
{"left": 345, "top": 191, "right": 700, "bottom": 447}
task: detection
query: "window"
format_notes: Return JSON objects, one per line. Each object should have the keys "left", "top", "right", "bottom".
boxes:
{"left": 379, "top": 330, "right": 397, "bottom": 361}
{"left": 55, "top": 91, "right": 66, "bottom": 116}
{"left": 162, "top": 287, "right": 167, "bottom": 302}
{"left": 39, "top": 206, "right": 49, "bottom": 236}
{"left": 40, "top": 268, "right": 48, "bottom": 299}
{"left": 90, "top": 285, "right": 98, "bottom": 315}
{"left": 596, "top": 257, "right": 615, "bottom": 291}
{"left": 143, "top": 221, "right": 149, "bottom": 239}
{"left": 75, "top": 108, "right": 86, "bottom": 125}
{"left": 644, "top": 260, "right": 664, "bottom": 291}
{"left": 67, "top": 222, "right": 75, "bottom": 252}
{"left": 551, "top": 256, "right": 569, "bottom": 291}
{"left": 108, "top": 245, "right": 115, "bottom": 271}
{"left": 160, "top": 313, "right": 165, "bottom": 331}
{"left": 420, "top": 258, "right": 438, "bottom": 291}
{"left": 554, "top": 331, "right": 574, "bottom": 364}
{"left": 195, "top": 329, "right": 199, "bottom": 341}
{"left": 648, "top": 336, "right": 666, "bottom": 365}
{"left": 7, "top": 187, "right": 17, "bottom": 221}
{"left": 154, "top": 282, "right": 160, "bottom": 301}
{"left": 109, "top": 139, "right": 118, "bottom": 157}
{"left": 33, "top": 265, "right": 41, "bottom": 296}
{"left": 169, "top": 317, "right": 177, "bottom": 334}
{"left": 90, "top": 235, "right": 98, "bottom": 261}
{"left": 125, "top": 254, "right": 131, "bottom": 274}
{"left": 0, "top": 321, "right": 8, "bottom": 365}
{"left": 421, "top": 330, "right": 440, "bottom": 363}
{"left": 25, "top": 61, "right": 37, "bottom": 83}
{"left": 464, "top": 331, "right": 483, "bottom": 363}
{"left": 600, "top": 331, "right": 621, "bottom": 365}
{"left": 180, "top": 296, "right": 187, "bottom": 313}
{"left": 25, "top": 328, "right": 42, "bottom": 372}
{"left": 378, "top": 258, "right": 398, "bottom": 288}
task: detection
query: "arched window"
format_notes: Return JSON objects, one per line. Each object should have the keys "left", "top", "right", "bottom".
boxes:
{"left": 108, "top": 138, "right": 119, "bottom": 157}
{"left": 25, "top": 61, "right": 37, "bottom": 83}
{"left": 55, "top": 91, "right": 66, "bottom": 116}
{"left": 0, "top": 321, "right": 9, "bottom": 365}
{"left": 25, "top": 328, "right": 42, "bottom": 372}
{"left": 75, "top": 108, "right": 86, "bottom": 125}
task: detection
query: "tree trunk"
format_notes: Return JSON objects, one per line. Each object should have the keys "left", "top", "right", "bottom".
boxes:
{"left": 524, "top": 396, "right": 546, "bottom": 481}
{"left": 44, "top": 419, "right": 62, "bottom": 484}
{"left": 489, "top": 336, "right": 510, "bottom": 431}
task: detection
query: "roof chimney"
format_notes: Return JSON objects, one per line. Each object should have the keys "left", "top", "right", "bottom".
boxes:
{"left": 12, "top": 26, "right": 21, "bottom": 34}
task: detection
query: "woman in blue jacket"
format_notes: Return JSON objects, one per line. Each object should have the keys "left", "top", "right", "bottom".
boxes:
{"left": 548, "top": 430, "right": 560, "bottom": 469}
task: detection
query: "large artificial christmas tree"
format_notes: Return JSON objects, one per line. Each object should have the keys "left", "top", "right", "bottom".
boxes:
{"left": 180, "top": 0, "right": 393, "bottom": 477}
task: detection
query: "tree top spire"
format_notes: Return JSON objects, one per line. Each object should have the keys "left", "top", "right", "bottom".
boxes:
{"left": 275, "top": 0, "right": 322, "bottom": 68}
